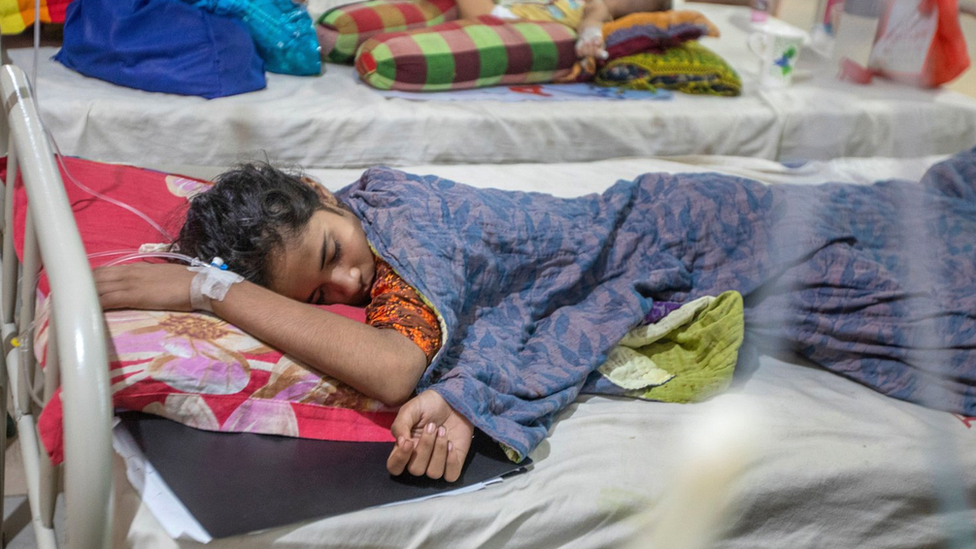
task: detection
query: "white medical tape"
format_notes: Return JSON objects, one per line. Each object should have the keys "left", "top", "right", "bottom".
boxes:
{"left": 489, "top": 4, "right": 519, "bottom": 19}
{"left": 577, "top": 26, "right": 603, "bottom": 43}
{"left": 187, "top": 265, "right": 244, "bottom": 312}
{"left": 576, "top": 27, "right": 610, "bottom": 59}
{"left": 576, "top": 26, "right": 609, "bottom": 59}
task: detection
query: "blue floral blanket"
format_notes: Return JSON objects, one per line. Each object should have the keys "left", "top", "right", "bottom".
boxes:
{"left": 339, "top": 149, "right": 976, "bottom": 460}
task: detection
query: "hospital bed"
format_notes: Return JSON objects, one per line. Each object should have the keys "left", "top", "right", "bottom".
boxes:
{"left": 1, "top": 58, "right": 975, "bottom": 548}
{"left": 8, "top": 2, "right": 976, "bottom": 169}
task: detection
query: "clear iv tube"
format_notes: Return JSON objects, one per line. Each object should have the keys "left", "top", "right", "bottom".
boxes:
{"left": 21, "top": 5, "right": 178, "bottom": 243}
{"left": 85, "top": 249, "right": 198, "bottom": 264}
{"left": 102, "top": 251, "right": 199, "bottom": 267}
{"left": 44, "top": 129, "right": 176, "bottom": 241}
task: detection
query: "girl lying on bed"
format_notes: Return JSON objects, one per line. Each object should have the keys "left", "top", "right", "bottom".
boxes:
{"left": 95, "top": 164, "right": 473, "bottom": 482}
{"left": 96, "top": 152, "right": 976, "bottom": 484}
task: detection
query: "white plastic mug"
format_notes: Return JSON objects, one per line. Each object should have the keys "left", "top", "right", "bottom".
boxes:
{"left": 748, "top": 21, "right": 807, "bottom": 87}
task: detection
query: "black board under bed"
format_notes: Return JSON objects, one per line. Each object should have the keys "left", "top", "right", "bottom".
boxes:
{"left": 117, "top": 412, "right": 530, "bottom": 538}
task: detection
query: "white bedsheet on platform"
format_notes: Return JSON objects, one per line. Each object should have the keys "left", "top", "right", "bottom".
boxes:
{"left": 11, "top": 3, "right": 976, "bottom": 169}
{"left": 116, "top": 356, "right": 976, "bottom": 549}
{"left": 151, "top": 153, "right": 948, "bottom": 194}
{"left": 112, "top": 155, "right": 976, "bottom": 549}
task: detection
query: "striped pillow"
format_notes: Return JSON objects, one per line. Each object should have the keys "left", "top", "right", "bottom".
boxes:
{"left": 356, "top": 16, "right": 578, "bottom": 91}
{"left": 317, "top": 0, "right": 458, "bottom": 64}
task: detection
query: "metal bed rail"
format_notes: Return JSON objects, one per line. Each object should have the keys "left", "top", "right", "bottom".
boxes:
{"left": 961, "top": 0, "right": 976, "bottom": 17}
{"left": 0, "top": 63, "right": 113, "bottom": 549}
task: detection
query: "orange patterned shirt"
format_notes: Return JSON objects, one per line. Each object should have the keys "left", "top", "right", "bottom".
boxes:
{"left": 365, "top": 258, "right": 442, "bottom": 364}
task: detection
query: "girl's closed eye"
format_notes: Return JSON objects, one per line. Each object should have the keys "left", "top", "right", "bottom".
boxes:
{"left": 308, "top": 288, "right": 322, "bottom": 305}
{"left": 332, "top": 240, "right": 343, "bottom": 263}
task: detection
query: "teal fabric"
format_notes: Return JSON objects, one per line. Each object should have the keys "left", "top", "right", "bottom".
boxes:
{"left": 185, "top": 0, "right": 321, "bottom": 76}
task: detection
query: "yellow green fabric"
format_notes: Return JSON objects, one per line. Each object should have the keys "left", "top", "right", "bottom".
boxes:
{"left": 595, "top": 41, "right": 742, "bottom": 96}
{"left": 598, "top": 291, "right": 744, "bottom": 403}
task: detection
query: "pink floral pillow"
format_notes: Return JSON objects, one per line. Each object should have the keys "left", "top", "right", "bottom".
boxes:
{"left": 1, "top": 157, "right": 396, "bottom": 464}
{"left": 36, "top": 302, "right": 396, "bottom": 463}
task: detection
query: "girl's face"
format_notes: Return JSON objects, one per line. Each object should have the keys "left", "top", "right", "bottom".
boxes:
{"left": 269, "top": 208, "right": 376, "bottom": 306}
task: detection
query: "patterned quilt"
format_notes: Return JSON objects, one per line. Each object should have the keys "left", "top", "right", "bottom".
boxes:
{"left": 339, "top": 149, "right": 976, "bottom": 460}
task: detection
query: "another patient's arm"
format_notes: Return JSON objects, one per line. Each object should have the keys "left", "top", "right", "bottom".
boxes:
{"left": 95, "top": 263, "right": 427, "bottom": 407}
{"left": 455, "top": 0, "right": 495, "bottom": 18}
{"left": 576, "top": 0, "right": 612, "bottom": 58}
{"left": 579, "top": 0, "right": 612, "bottom": 30}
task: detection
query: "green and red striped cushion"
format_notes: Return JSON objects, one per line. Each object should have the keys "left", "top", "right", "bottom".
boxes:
{"left": 356, "top": 16, "right": 578, "bottom": 91}
{"left": 317, "top": 0, "right": 458, "bottom": 64}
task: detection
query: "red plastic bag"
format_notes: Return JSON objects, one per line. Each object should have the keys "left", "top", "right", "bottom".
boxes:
{"left": 871, "top": 0, "right": 970, "bottom": 87}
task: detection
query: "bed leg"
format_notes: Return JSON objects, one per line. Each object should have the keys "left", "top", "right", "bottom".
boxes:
{"left": 2, "top": 140, "right": 19, "bottom": 333}
{"left": 37, "top": 448, "right": 58, "bottom": 529}
{"left": 42, "top": 317, "right": 58, "bottom": 403}
{"left": 1, "top": 497, "right": 31, "bottom": 546}
{"left": 14, "top": 415, "right": 58, "bottom": 549}
{"left": 17, "top": 211, "right": 39, "bottom": 417}
{"left": 37, "top": 317, "right": 59, "bottom": 528}
{"left": 0, "top": 111, "right": 8, "bottom": 158}
{"left": 5, "top": 349, "right": 59, "bottom": 549}
{"left": 0, "top": 340, "right": 6, "bottom": 541}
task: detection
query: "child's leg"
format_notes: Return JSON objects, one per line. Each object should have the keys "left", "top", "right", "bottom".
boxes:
{"left": 456, "top": 0, "right": 495, "bottom": 18}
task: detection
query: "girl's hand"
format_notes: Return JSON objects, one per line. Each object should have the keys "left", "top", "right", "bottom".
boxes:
{"left": 386, "top": 389, "right": 474, "bottom": 482}
{"left": 94, "top": 263, "right": 197, "bottom": 312}
{"left": 575, "top": 26, "right": 607, "bottom": 59}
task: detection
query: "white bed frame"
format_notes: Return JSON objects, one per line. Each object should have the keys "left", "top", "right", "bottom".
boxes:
{"left": 0, "top": 63, "right": 113, "bottom": 549}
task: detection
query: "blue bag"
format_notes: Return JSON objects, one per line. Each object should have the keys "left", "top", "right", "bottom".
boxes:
{"left": 184, "top": 0, "right": 322, "bottom": 76}
{"left": 55, "top": 0, "right": 266, "bottom": 99}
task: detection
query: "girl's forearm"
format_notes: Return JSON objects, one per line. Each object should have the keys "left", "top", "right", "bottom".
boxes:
{"left": 578, "top": 0, "right": 611, "bottom": 31}
{"left": 94, "top": 263, "right": 427, "bottom": 405}
{"left": 211, "top": 281, "right": 428, "bottom": 406}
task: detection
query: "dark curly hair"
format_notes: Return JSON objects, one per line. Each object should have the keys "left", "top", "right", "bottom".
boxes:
{"left": 173, "top": 163, "right": 343, "bottom": 287}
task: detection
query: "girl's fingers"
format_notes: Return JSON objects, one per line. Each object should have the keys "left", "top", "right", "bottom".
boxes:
{"left": 94, "top": 264, "right": 142, "bottom": 282}
{"left": 94, "top": 281, "right": 124, "bottom": 296}
{"left": 97, "top": 289, "right": 133, "bottom": 311}
{"left": 425, "top": 426, "right": 449, "bottom": 479}
{"left": 389, "top": 399, "right": 424, "bottom": 442}
{"left": 444, "top": 440, "right": 465, "bottom": 483}
{"left": 386, "top": 437, "right": 414, "bottom": 476}
{"left": 406, "top": 422, "right": 438, "bottom": 476}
